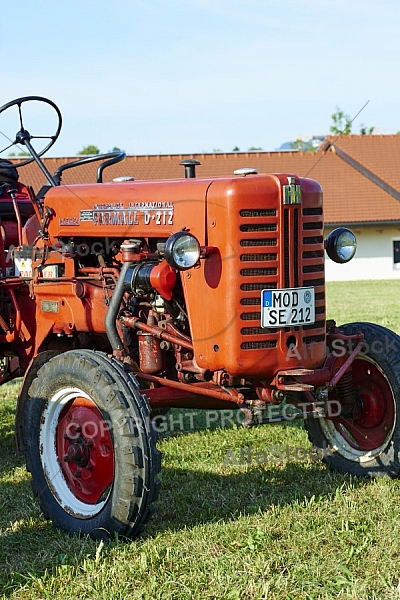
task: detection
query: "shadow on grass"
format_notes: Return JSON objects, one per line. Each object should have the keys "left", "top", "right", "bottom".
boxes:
{"left": 0, "top": 458, "right": 369, "bottom": 597}
{"left": 151, "top": 462, "right": 367, "bottom": 534}
{"left": 0, "top": 521, "right": 99, "bottom": 597}
{"left": 0, "top": 404, "right": 372, "bottom": 596}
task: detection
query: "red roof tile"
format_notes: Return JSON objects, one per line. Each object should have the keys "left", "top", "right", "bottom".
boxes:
{"left": 324, "top": 134, "right": 400, "bottom": 193}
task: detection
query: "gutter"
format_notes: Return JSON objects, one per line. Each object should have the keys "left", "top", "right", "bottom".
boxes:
{"left": 325, "top": 220, "right": 400, "bottom": 228}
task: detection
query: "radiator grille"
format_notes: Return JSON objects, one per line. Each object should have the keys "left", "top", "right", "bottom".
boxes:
{"left": 239, "top": 206, "right": 279, "bottom": 352}
{"left": 294, "top": 208, "right": 299, "bottom": 287}
{"left": 236, "top": 200, "right": 325, "bottom": 355}
{"left": 301, "top": 206, "right": 325, "bottom": 346}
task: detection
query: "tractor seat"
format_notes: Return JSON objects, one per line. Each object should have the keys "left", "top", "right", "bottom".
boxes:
{"left": 0, "top": 161, "right": 34, "bottom": 221}
{"left": 0, "top": 159, "right": 19, "bottom": 187}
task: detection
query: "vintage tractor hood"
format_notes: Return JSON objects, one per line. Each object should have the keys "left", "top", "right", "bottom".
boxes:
{"left": 46, "top": 178, "right": 212, "bottom": 242}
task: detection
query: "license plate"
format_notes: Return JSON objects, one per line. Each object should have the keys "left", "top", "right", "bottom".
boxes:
{"left": 261, "top": 287, "right": 315, "bottom": 328}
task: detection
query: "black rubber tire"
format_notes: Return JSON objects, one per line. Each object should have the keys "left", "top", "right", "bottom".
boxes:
{"left": 305, "top": 322, "right": 400, "bottom": 478}
{"left": 24, "top": 349, "right": 161, "bottom": 540}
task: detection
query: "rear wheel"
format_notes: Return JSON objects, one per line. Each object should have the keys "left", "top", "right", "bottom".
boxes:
{"left": 25, "top": 350, "right": 161, "bottom": 539}
{"left": 305, "top": 322, "right": 400, "bottom": 477}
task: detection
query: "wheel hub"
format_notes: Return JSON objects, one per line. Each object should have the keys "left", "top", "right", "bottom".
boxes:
{"left": 330, "top": 358, "right": 396, "bottom": 452}
{"left": 56, "top": 397, "right": 114, "bottom": 504}
{"left": 63, "top": 435, "right": 91, "bottom": 468}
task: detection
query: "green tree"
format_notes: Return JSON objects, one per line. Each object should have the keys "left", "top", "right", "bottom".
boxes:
{"left": 330, "top": 107, "right": 352, "bottom": 135}
{"left": 77, "top": 145, "right": 100, "bottom": 155}
{"left": 232, "top": 146, "right": 240, "bottom": 152}
{"left": 289, "top": 138, "right": 316, "bottom": 152}
{"left": 359, "top": 124, "right": 375, "bottom": 135}
{"left": 248, "top": 146, "right": 263, "bottom": 151}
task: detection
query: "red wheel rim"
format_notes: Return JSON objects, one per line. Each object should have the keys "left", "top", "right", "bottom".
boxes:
{"left": 56, "top": 397, "right": 114, "bottom": 504}
{"left": 330, "top": 358, "right": 396, "bottom": 451}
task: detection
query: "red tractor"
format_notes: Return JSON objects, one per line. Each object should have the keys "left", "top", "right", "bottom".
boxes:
{"left": 1, "top": 96, "right": 399, "bottom": 540}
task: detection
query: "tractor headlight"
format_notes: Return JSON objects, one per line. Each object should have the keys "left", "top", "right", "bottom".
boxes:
{"left": 325, "top": 227, "right": 357, "bottom": 263}
{"left": 165, "top": 231, "right": 201, "bottom": 271}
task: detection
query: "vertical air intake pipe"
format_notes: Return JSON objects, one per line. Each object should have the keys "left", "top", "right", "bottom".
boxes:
{"left": 105, "top": 261, "right": 132, "bottom": 351}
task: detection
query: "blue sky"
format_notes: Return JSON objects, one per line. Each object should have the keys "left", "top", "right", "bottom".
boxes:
{"left": 1, "top": 0, "right": 399, "bottom": 157}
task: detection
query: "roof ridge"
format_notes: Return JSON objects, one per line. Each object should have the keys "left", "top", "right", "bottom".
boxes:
{"left": 331, "top": 141, "right": 394, "bottom": 183}
{"left": 331, "top": 143, "right": 400, "bottom": 199}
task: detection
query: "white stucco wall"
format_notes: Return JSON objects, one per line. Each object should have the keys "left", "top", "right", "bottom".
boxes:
{"left": 324, "top": 224, "right": 400, "bottom": 281}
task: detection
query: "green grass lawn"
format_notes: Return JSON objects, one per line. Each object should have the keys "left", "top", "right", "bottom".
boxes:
{"left": 2, "top": 280, "right": 400, "bottom": 599}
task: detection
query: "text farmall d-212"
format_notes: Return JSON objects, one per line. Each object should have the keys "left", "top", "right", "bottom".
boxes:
{"left": 1, "top": 96, "right": 399, "bottom": 539}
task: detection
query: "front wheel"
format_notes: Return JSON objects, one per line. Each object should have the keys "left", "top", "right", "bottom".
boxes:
{"left": 24, "top": 350, "right": 161, "bottom": 539}
{"left": 305, "top": 322, "right": 400, "bottom": 477}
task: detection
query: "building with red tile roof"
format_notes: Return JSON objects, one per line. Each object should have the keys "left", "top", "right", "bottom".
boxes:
{"left": 9, "top": 134, "right": 400, "bottom": 281}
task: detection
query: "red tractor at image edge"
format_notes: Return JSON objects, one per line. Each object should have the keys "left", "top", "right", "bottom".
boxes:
{"left": 0, "top": 96, "right": 399, "bottom": 540}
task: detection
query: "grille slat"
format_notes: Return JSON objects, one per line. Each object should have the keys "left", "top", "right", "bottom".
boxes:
{"left": 303, "top": 277, "right": 324, "bottom": 287}
{"left": 303, "top": 320, "right": 325, "bottom": 331}
{"left": 240, "top": 209, "right": 277, "bottom": 218}
{"left": 242, "top": 327, "right": 274, "bottom": 335}
{"left": 240, "top": 224, "right": 277, "bottom": 232}
{"left": 240, "top": 253, "right": 277, "bottom": 262}
{"left": 240, "top": 239, "right": 277, "bottom": 247}
{"left": 303, "top": 221, "right": 323, "bottom": 230}
{"left": 303, "top": 208, "right": 322, "bottom": 216}
{"left": 241, "top": 283, "right": 277, "bottom": 291}
{"left": 241, "top": 268, "right": 277, "bottom": 276}
{"left": 241, "top": 341, "right": 277, "bottom": 350}
{"left": 303, "top": 236, "right": 323, "bottom": 245}
{"left": 240, "top": 297, "right": 261, "bottom": 306}
{"left": 303, "top": 264, "right": 324, "bottom": 274}
{"left": 303, "top": 250, "right": 324, "bottom": 259}
{"left": 241, "top": 312, "right": 261, "bottom": 320}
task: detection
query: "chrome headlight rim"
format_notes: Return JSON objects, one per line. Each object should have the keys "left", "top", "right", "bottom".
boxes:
{"left": 325, "top": 227, "right": 357, "bottom": 264}
{"left": 165, "top": 231, "right": 201, "bottom": 271}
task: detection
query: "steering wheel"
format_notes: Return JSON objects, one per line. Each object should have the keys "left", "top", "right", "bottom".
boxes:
{"left": 0, "top": 96, "right": 62, "bottom": 167}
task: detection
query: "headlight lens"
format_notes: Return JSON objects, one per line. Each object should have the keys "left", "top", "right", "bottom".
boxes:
{"left": 325, "top": 227, "right": 357, "bottom": 263}
{"left": 165, "top": 232, "right": 201, "bottom": 270}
